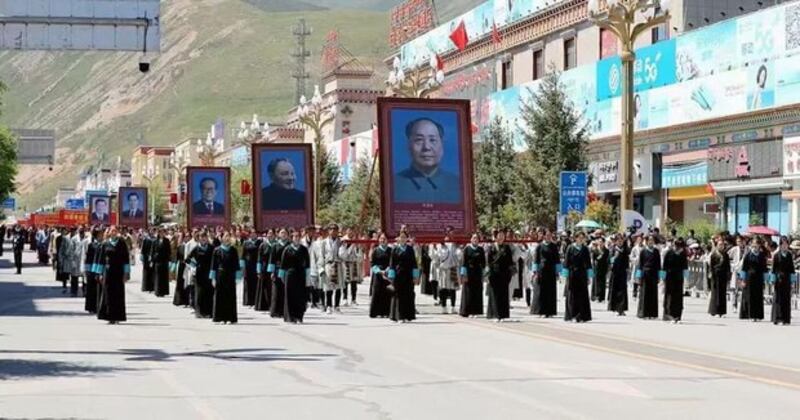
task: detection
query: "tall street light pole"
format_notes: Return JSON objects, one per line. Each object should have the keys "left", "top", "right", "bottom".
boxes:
{"left": 588, "top": 0, "right": 670, "bottom": 230}
{"left": 386, "top": 55, "right": 444, "bottom": 98}
{"left": 297, "top": 85, "right": 337, "bottom": 215}
{"left": 142, "top": 165, "right": 159, "bottom": 225}
{"left": 169, "top": 149, "right": 191, "bottom": 226}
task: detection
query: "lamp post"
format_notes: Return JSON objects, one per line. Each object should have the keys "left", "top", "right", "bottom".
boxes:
{"left": 588, "top": 0, "right": 670, "bottom": 230}
{"left": 237, "top": 114, "right": 270, "bottom": 147}
{"left": 142, "top": 165, "right": 159, "bottom": 225}
{"left": 169, "top": 149, "right": 192, "bottom": 225}
{"left": 196, "top": 133, "right": 221, "bottom": 167}
{"left": 386, "top": 55, "right": 445, "bottom": 98}
{"left": 297, "top": 85, "right": 337, "bottom": 215}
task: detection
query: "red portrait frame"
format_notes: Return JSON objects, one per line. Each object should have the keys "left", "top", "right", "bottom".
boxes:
{"left": 185, "top": 166, "right": 232, "bottom": 229}
{"left": 251, "top": 143, "right": 315, "bottom": 232}
{"left": 87, "top": 193, "right": 112, "bottom": 227}
{"left": 117, "top": 186, "right": 148, "bottom": 229}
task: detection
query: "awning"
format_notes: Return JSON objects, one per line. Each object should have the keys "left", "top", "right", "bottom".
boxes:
{"left": 668, "top": 186, "right": 713, "bottom": 201}
{"left": 711, "top": 178, "right": 788, "bottom": 193}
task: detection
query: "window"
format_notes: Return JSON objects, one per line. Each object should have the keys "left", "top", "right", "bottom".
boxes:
{"left": 651, "top": 6, "right": 668, "bottom": 43}
{"left": 532, "top": 49, "right": 544, "bottom": 80}
{"left": 501, "top": 59, "right": 513, "bottom": 89}
{"left": 564, "top": 37, "right": 576, "bottom": 70}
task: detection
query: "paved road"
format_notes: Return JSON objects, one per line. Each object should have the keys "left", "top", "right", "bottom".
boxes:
{"left": 2, "top": 245, "right": 800, "bottom": 419}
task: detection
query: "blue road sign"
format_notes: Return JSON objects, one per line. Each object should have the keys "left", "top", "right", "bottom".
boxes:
{"left": 2, "top": 197, "right": 15, "bottom": 209}
{"left": 560, "top": 171, "right": 588, "bottom": 215}
{"left": 65, "top": 199, "right": 86, "bottom": 210}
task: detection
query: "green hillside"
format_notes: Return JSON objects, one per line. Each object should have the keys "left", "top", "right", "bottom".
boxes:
{"left": 0, "top": 0, "right": 392, "bottom": 210}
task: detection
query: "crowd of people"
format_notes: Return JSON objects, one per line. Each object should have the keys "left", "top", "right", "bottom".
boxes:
{"left": 3, "top": 223, "right": 797, "bottom": 326}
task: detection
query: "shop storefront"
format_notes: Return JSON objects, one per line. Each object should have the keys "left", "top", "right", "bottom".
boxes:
{"left": 709, "top": 139, "right": 790, "bottom": 235}
{"left": 661, "top": 150, "right": 714, "bottom": 224}
{"left": 590, "top": 153, "right": 662, "bottom": 222}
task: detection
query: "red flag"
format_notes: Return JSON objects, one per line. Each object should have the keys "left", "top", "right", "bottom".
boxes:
{"left": 435, "top": 54, "right": 445, "bottom": 71}
{"left": 491, "top": 22, "right": 502, "bottom": 46}
{"left": 169, "top": 193, "right": 179, "bottom": 204}
{"left": 705, "top": 183, "right": 716, "bottom": 196}
{"left": 240, "top": 179, "right": 252, "bottom": 195}
{"left": 449, "top": 20, "right": 469, "bottom": 51}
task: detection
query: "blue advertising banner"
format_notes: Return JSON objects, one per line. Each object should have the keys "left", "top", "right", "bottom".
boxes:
{"left": 661, "top": 162, "right": 708, "bottom": 189}
{"left": 596, "top": 39, "right": 677, "bottom": 100}
{"left": 560, "top": 171, "right": 587, "bottom": 214}
{"left": 2, "top": 197, "right": 15, "bottom": 209}
{"left": 65, "top": 199, "right": 85, "bottom": 210}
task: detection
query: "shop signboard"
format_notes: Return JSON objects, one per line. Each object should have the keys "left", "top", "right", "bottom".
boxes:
{"left": 590, "top": 153, "right": 659, "bottom": 194}
{"left": 708, "top": 139, "right": 783, "bottom": 182}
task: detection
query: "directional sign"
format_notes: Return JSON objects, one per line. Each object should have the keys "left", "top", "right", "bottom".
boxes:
{"left": 559, "top": 171, "right": 588, "bottom": 215}
{"left": 65, "top": 199, "right": 85, "bottom": 210}
{"left": 2, "top": 197, "right": 15, "bottom": 209}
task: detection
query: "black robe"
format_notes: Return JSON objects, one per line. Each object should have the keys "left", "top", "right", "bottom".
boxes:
{"left": 591, "top": 246, "right": 610, "bottom": 302}
{"left": 637, "top": 247, "right": 661, "bottom": 319}
{"left": 708, "top": 247, "right": 730, "bottom": 316}
{"left": 771, "top": 250, "right": 794, "bottom": 325}
{"left": 607, "top": 244, "right": 629, "bottom": 313}
{"left": 564, "top": 244, "right": 592, "bottom": 322}
{"left": 151, "top": 236, "right": 171, "bottom": 297}
{"left": 420, "top": 246, "right": 435, "bottom": 296}
{"left": 532, "top": 241, "right": 560, "bottom": 316}
{"left": 211, "top": 245, "right": 239, "bottom": 323}
{"left": 97, "top": 239, "right": 130, "bottom": 322}
{"left": 140, "top": 236, "right": 155, "bottom": 292}
{"left": 84, "top": 240, "right": 100, "bottom": 314}
{"left": 173, "top": 242, "right": 190, "bottom": 306}
{"left": 459, "top": 244, "right": 485, "bottom": 317}
{"left": 242, "top": 239, "right": 260, "bottom": 307}
{"left": 740, "top": 250, "right": 767, "bottom": 320}
{"left": 281, "top": 243, "right": 310, "bottom": 323}
{"left": 389, "top": 244, "right": 417, "bottom": 322}
{"left": 662, "top": 248, "right": 688, "bottom": 321}
{"left": 254, "top": 240, "right": 273, "bottom": 312}
{"left": 189, "top": 243, "right": 215, "bottom": 318}
{"left": 369, "top": 245, "right": 393, "bottom": 318}
{"left": 269, "top": 240, "right": 289, "bottom": 318}
{"left": 486, "top": 243, "right": 514, "bottom": 320}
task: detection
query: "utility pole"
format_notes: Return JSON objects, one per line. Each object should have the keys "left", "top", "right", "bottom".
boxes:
{"left": 291, "top": 18, "right": 312, "bottom": 105}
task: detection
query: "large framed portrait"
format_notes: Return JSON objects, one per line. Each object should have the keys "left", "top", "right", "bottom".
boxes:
{"left": 117, "top": 187, "right": 148, "bottom": 229}
{"left": 377, "top": 97, "right": 476, "bottom": 238}
{"left": 88, "top": 194, "right": 112, "bottom": 226}
{"left": 252, "top": 143, "right": 314, "bottom": 231}
{"left": 186, "top": 166, "right": 231, "bottom": 229}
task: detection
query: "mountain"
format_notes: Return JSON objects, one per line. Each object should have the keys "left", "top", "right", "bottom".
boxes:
{"left": 0, "top": 0, "right": 392, "bottom": 210}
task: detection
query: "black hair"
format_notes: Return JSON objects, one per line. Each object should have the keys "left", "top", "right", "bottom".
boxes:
{"left": 199, "top": 177, "right": 217, "bottom": 189}
{"left": 127, "top": 192, "right": 139, "bottom": 201}
{"left": 405, "top": 118, "right": 445, "bottom": 139}
{"left": 267, "top": 158, "right": 291, "bottom": 177}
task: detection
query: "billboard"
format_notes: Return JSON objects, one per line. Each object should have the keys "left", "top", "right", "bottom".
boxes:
{"left": 708, "top": 140, "right": 783, "bottom": 182}
{"left": 251, "top": 144, "right": 314, "bottom": 232}
{"left": 0, "top": 0, "right": 161, "bottom": 52}
{"left": 377, "top": 97, "right": 476, "bottom": 238}
{"left": 186, "top": 167, "right": 231, "bottom": 229}
{"left": 13, "top": 128, "right": 55, "bottom": 164}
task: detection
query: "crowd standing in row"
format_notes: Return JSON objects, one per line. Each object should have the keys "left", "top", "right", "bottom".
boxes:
{"left": 3, "top": 223, "right": 797, "bottom": 326}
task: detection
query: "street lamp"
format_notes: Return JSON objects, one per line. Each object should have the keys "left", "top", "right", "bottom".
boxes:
{"left": 588, "top": 0, "right": 670, "bottom": 230}
{"left": 386, "top": 55, "right": 445, "bottom": 98}
{"left": 196, "top": 133, "right": 221, "bottom": 166}
{"left": 142, "top": 165, "right": 160, "bottom": 225}
{"left": 237, "top": 114, "right": 270, "bottom": 146}
{"left": 297, "top": 85, "right": 337, "bottom": 214}
{"left": 169, "top": 149, "right": 192, "bottom": 224}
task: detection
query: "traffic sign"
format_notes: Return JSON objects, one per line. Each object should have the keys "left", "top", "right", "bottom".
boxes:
{"left": 2, "top": 197, "right": 16, "bottom": 209}
{"left": 559, "top": 171, "right": 588, "bottom": 215}
{"left": 65, "top": 199, "right": 85, "bottom": 210}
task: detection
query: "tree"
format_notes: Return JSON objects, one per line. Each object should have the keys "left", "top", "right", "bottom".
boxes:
{"left": 514, "top": 69, "right": 589, "bottom": 228}
{"left": 148, "top": 178, "right": 168, "bottom": 225}
{"left": 318, "top": 149, "right": 343, "bottom": 210}
{"left": 475, "top": 117, "right": 523, "bottom": 230}
{"left": 0, "top": 81, "right": 17, "bottom": 202}
{"left": 318, "top": 157, "right": 380, "bottom": 230}
{"left": 584, "top": 199, "right": 617, "bottom": 231}
{"left": 230, "top": 165, "right": 253, "bottom": 225}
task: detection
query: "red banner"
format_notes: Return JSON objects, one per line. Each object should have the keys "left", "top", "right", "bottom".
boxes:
{"left": 29, "top": 209, "right": 117, "bottom": 227}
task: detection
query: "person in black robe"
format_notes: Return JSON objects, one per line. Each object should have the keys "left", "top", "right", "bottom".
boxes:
{"left": 770, "top": 236, "right": 794, "bottom": 325}
{"left": 708, "top": 235, "right": 730, "bottom": 317}
{"left": 140, "top": 231, "right": 155, "bottom": 293}
{"left": 419, "top": 245, "right": 435, "bottom": 299}
{"left": 0, "top": 224, "right": 5, "bottom": 256}
{"left": 637, "top": 235, "right": 661, "bottom": 319}
{"left": 739, "top": 237, "right": 767, "bottom": 321}
{"left": 241, "top": 232, "right": 260, "bottom": 307}
{"left": 269, "top": 229, "right": 290, "bottom": 318}
{"left": 486, "top": 230, "right": 515, "bottom": 321}
{"left": 12, "top": 228, "right": 24, "bottom": 274}
{"left": 591, "top": 238, "right": 610, "bottom": 302}
{"left": 607, "top": 234, "right": 630, "bottom": 315}
{"left": 172, "top": 233, "right": 190, "bottom": 307}
{"left": 564, "top": 232, "right": 592, "bottom": 323}
{"left": 83, "top": 230, "right": 101, "bottom": 314}
{"left": 662, "top": 239, "right": 688, "bottom": 323}
{"left": 389, "top": 231, "right": 418, "bottom": 323}
{"left": 369, "top": 233, "right": 393, "bottom": 318}
{"left": 281, "top": 230, "right": 310, "bottom": 323}
{"left": 532, "top": 230, "right": 560, "bottom": 317}
{"left": 188, "top": 233, "right": 215, "bottom": 318}
{"left": 254, "top": 230, "right": 275, "bottom": 312}
{"left": 97, "top": 227, "right": 130, "bottom": 324}
{"left": 150, "top": 229, "right": 171, "bottom": 297}
{"left": 459, "top": 233, "right": 486, "bottom": 318}
{"left": 210, "top": 234, "right": 240, "bottom": 324}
